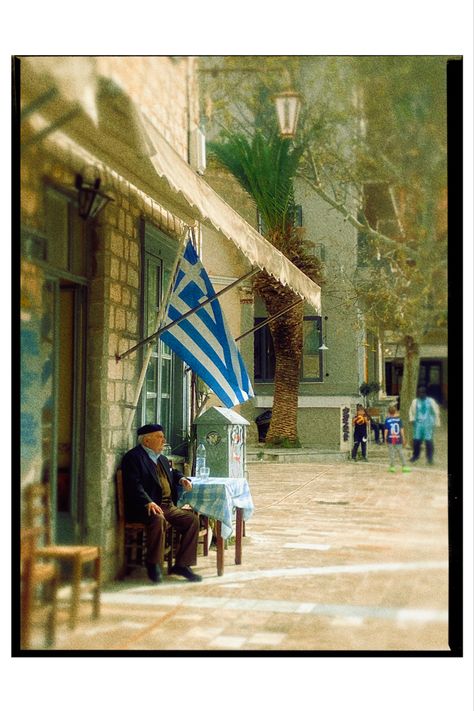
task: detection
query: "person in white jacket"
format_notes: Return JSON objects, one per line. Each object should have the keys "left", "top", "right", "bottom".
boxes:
{"left": 408, "top": 386, "right": 441, "bottom": 465}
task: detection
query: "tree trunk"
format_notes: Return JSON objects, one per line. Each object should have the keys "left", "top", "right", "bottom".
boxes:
{"left": 399, "top": 335, "right": 420, "bottom": 444}
{"left": 254, "top": 272, "right": 304, "bottom": 447}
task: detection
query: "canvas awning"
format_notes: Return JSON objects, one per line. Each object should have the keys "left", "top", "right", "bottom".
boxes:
{"left": 19, "top": 57, "right": 321, "bottom": 312}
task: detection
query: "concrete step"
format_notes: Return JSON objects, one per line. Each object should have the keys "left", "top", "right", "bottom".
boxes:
{"left": 247, "top": 447, "right": 349, "bottom": 464}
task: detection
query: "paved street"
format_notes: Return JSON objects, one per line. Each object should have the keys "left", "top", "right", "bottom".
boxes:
{"left": 37, "top": 431, "right": 451, "bottom": 653}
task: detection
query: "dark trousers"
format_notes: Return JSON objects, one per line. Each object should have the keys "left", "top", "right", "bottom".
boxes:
{"left": 411, "top": 439, "right": 434, "bottom": 464}
{"left": 145, "top": 504, "right": 199, "bottom": 568}
{"left": 352, "top": 438, "right": 367, "bottom": 459}
{"left": 371, "top": 421, "right": 383, "bottom": 443}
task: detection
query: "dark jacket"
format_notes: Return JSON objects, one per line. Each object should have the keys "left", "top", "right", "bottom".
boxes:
{"left": 121, "top": 445, "right": 184, "bottom": 523}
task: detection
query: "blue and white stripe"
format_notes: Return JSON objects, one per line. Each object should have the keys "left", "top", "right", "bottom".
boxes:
{"left": 160, "top": 240, "right": 254, "bottom": 408}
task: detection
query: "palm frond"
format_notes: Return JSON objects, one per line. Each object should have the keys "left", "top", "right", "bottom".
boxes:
{"left": 208, "top": 130, "right": 304, "bottom": 232}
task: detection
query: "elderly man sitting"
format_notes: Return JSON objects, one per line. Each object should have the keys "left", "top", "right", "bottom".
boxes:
{"left": 121, "top": 424, "right": 202, "bottom": 584}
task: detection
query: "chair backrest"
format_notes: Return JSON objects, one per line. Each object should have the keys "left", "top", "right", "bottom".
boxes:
{"left": 116, "top": 469, "right": 125, "bottom": 523}
{"left": 20, "top": 527, "right": 37, "bottom": 649}
{"left": 366, "top": 407, "right": 381, "bottom": 419}
{"left": 21, "top": 527, "right": 38, "bottom": 574}
{"left": 24, "top": 483, "right": 53, "bottom": 546}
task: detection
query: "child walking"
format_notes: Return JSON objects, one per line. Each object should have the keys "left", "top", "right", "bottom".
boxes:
{"left": 384, "top": 405, "right": 411, "bottom": 473}
{"left": 351, "top": 405, "right": 369, "bottom": 462}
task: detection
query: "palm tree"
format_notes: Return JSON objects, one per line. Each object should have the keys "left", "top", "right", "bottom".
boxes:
{"left": 209, "top": 130, "right": 322, "bottom": 446}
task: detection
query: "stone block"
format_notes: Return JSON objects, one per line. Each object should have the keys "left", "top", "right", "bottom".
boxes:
{"left": 127, "top": 267, "right": 139, "bottom": 288}
{"left": 122, "top": 287, "right": 131, "bottom": 306}
{"left": 129, "top": 241, "right": 139, "bottom": 265}
{"left": 115, "top": 307, "right": 126, "bottom": 331}
{"left": 112, "top": 429, "right": 125, "bottom": 448}
{"left": 123, "top": 360, "right": 136, "bottom": 381}
{"left": 110, "top": 282, "right": 122, "bottom": 303}
{"left": 115, "top": 381, "right": 125, "bottom": 401}
{"left": 109, "top": 405, "right": 123, "bottom": 427}
{"left": 110, "top": 256, "right": 120, "bottom": 280}
{"left": 108, "top": 333, "right": 119, "bottom": 356}
{"left": 108, "top": 358, "right": 123, "bottom": 380}
{"left": 107, "top": 382, "right": 115, "bottom": 402}
{"left": 126, "top": 311, "right": 137, "bottom": 333}
{"left": 110, "top": 231, "right": 124, "bottom": 258}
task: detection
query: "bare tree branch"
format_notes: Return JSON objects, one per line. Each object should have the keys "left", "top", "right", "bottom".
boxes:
{"left": 297, "top": 169, "right": 419, "bottom": 260}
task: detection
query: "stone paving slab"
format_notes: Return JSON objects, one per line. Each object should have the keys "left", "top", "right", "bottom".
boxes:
{"left": 31, "top": 449, "right": 453, "bottom": 654}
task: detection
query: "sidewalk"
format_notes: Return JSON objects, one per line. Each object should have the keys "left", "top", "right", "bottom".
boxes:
{"left": 30, "top": 431, "right": 450, "bottom": 653}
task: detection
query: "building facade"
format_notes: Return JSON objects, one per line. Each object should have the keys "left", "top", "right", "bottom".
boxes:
{"left": 19, "top": 56, "right": 320, "bottom": 581}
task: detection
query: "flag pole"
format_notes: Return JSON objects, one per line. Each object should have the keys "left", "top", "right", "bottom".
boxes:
{"left": 116, "top": 266, "right": 259, "bottom": 362}
{"left": 235, "top": 298, "right": 304, "bottom": 341}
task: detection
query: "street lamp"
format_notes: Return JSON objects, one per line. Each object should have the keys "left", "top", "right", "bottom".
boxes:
{"left": 273, "top": 89, "right": 302, "bottom": 139}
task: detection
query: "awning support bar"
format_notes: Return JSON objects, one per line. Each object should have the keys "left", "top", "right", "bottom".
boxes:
{"left": 116, "top": 267, "right": 259, "bottom": 361}
{"left": 21, "top": 107, "right": 81, "bottom": 150}
{"left": 21, "top": 87, "right": 58, "bottom": 121}
{"left": 235, "top": 298, "right": 304, "bottom": 342}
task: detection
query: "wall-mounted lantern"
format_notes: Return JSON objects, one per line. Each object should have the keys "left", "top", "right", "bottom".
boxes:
{"left": 75, "top": 173, "right": 113, "bottom": 220}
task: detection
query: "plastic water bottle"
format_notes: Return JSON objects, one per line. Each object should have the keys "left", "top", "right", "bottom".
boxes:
{"left": 196, "top": 441, "right": 206, "bottom": 477}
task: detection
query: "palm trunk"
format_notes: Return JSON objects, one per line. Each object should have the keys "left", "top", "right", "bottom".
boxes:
{"left": 255, "top": 272, "right": 304, "bottom": 446}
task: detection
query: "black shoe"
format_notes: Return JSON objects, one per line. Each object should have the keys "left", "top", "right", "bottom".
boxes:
{"left": 170, "top": 565, "right": 202, "bottom": 582}
{"left": 409, "top": 457, "right": 418, "bottom": 463}
{"left": 146, "top": 564, "right": 163, "bottom": 584}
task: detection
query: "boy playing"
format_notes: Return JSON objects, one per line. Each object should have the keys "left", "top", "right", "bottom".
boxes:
{"left": 384, "top": 405, "right": 411, "bottom": 473}
{"left": 351, "top": 405, "right": 369, "bottom": 462}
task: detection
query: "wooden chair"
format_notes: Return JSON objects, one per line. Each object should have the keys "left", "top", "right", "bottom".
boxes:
{"left": 198, "top": 515, "right": 210, "bottom": 556}
{"left": 21, "top": 527, "right": 58, "bottom": 649}
{"left": 171, "top": 511, "right": 210, "bottom": 559}
{"left": 116, "top": 469, "right": 174, "bottom": 579}
{"left": 24, "top": 483, "right": 101, "bottom": 630}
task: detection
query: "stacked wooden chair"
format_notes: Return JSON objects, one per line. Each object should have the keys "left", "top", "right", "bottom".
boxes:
{"left": 20, "top": 527, "right": 58, "bottom": 649}
{"left": 24, "top": 483, "right": 101, "bottom": 630}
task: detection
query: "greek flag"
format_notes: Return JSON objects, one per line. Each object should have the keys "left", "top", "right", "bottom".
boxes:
{"left": 160, "top": 240, "right": 254, "bottom": 408}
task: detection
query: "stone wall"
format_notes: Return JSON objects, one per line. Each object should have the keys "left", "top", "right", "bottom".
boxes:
{"left": 20, "top": 56, "right": 201, "bottom": 579}
{"left": 85, "top": 177, "right": 186, "bottom": 574}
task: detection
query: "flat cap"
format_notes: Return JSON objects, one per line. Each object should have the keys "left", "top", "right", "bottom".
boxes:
{"left": 137, "top": 424, "right": 164, "bottom": 436}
